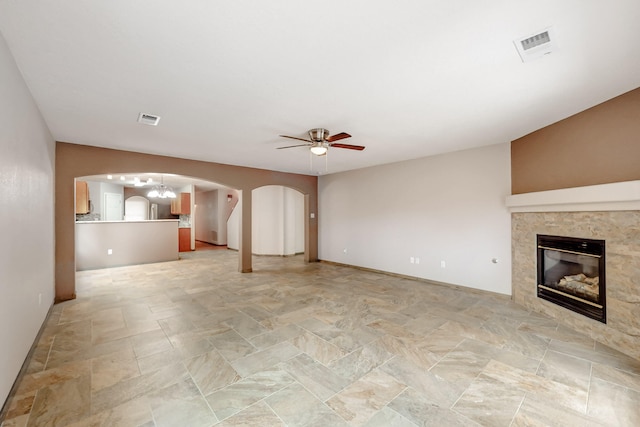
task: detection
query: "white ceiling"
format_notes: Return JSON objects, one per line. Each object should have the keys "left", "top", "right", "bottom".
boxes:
{"left": 1, "top": 1, "right": 639, "bottom": 176}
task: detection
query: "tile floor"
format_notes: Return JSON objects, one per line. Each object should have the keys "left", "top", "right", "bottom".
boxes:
{"left": 2, "top": 250, "right": 640, "bottom": 426}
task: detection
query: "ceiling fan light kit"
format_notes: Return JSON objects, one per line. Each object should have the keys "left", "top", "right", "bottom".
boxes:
{"left": 310, "top": 142, "right": 328, "bottom": 156}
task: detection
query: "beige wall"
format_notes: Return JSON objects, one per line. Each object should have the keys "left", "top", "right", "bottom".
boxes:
{"left": 56, "top": 142, "right": 318, "bottom": 302}
{"left": 511, "top": 87, "right": 640, "bottom": 194}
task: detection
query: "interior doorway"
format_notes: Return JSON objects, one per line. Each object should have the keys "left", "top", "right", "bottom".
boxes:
{"left": 103, "top": 192, "right": 123, "bottom": 221}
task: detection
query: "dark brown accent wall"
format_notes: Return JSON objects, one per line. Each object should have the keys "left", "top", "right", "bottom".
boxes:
{"left": 511, "top": 87, "right": 640, "bottom": 194}
{"left": 56, "top": 142, "right": 318, "bottom": 302}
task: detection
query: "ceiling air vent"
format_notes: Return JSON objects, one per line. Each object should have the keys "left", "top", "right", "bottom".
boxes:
{"left": 137, "top": 112, "right": 160, "bottom": 126}
{"left": 514, "top": 27, "right": 556, "bottom": 62}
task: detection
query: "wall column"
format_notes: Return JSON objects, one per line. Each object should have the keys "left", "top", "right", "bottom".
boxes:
{"left": 238, "top": 189, "right": 252, "bottom": 272}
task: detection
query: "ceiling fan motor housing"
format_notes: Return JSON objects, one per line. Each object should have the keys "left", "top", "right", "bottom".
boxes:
{"left": 309, "top": 128, "right": 330, "bottom": 141}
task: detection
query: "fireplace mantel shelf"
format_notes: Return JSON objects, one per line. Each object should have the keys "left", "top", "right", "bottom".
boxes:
{"left": 506, "top": 180, "right": 640, "bottom": 212}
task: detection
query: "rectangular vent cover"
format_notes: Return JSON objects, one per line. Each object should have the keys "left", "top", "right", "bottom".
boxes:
{"left": 521, "top": 31, "right": 550, "bottom": 51}
{"left": 137, "top": 112, "right": 160, "bottom": 126}
{"left": 514, "top": 27, "right": 556, "bottom": 62}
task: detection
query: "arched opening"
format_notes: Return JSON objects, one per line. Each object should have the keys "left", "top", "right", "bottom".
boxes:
{"left": 249, "top": 185, "right": 305, "bottom": 257}
{"left": 56, "top": 142, "right": 319, "bottom": 302}
{"left": 74, "top": 173, "right": 240, "bottom": 271}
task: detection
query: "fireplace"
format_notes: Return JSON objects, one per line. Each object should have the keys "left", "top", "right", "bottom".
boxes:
{"left": 537, "top": 234, "right": 606, "bottom": 323}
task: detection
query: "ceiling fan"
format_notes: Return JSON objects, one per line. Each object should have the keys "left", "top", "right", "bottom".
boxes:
{"left": 278, "top": 128, "right": 365, "bottom": 156}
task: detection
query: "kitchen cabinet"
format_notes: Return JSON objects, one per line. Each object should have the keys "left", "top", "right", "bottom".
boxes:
{"left": 171, "top": 193, "right": 191, "bottom": 215}
{"left": 179, "top": 228, "right": 191, "bottom": 252}
{"left": 76, "top": 180, "right": 90, "bottom": 214}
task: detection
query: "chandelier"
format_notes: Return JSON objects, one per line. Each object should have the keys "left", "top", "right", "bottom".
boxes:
{"left": 147, "top": 175, "right": 176, "bottom": 199}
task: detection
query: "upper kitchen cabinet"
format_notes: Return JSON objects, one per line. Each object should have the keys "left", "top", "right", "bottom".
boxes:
{"left": 76, "top": 180, "right": 90, "bottom": 214}
{"left": 170, "top": 192, "right": 191, "bottom": 215}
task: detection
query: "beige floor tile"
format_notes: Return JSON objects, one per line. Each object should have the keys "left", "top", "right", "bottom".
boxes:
{"left": 27, "top": 374, "right": 91, "bottom": 427}
{"left": 3, "top": 250, "right": 639, "bottom": 426}
{"left": 91, "top": 347, "right": 140, "bottom": 392}
{"left": 278, "top": 353, "right": 350, "bottom": 400}
{"left": 230, "top": 341, "right": 301, "bottom": 378}
{"left": 536, "top": 349, "right": 592, "bottom": 391}
{"left": 215, "top": 400, "right": 284, "bottom": 426}
{"left": 327, "top": 369, "right": 407, "bottom": 425}
{"left": 388, "top": 387, "right": 479, "bottom": 426}
{"left": 265, "top": 382, "right": 332, "bottom": 426}
{"left": 380, "top": 355, "right": 461, "bottom": 408}
{"left": 290, "top": 330, "right": 345, "bottom": 365}
{"left": 185, "top": 350, "right": 241, "bottom": 395}
{"left": 206, "top": 367, "right": 294, "bottom": 420}
{"left": 209, "top": 329, "right": 257, "bottom": 361}
{"left": 587, "top": 377, "right": 640, "bottom": 427}
{"left": 591, "top": 363, "right": 640, "bottom": 392}
{"left": 66, "top": 397, "right": 154, "bottom": 427}
{"left": 147, "top": 378, "right": 217, "bottom": 427}
{"left": 512, "top": 395, "right": 604, "bottom": 427}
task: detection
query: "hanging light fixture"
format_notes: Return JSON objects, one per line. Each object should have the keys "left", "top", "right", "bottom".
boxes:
{"left": 147, "top": 175, "right": 176, "bottom": 199}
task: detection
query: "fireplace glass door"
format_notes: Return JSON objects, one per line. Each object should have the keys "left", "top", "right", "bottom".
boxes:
{"left": 537, "top": 234, "right": 606, "bottom": 323}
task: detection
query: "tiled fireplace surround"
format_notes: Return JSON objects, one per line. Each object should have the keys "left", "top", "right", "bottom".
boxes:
{"left": 509, "top": 181, "right": 640, "bottom": 360}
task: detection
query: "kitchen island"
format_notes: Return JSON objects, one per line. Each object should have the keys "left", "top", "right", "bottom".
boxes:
{"left": 76, "top": 219, "right": 179, "bottom": 270}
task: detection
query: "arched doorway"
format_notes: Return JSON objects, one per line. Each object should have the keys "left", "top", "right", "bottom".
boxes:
{"left": 56, "top": 142, "right": 319, "bottom": 302}
{"left": 249, "top": 185, "right": 305, "bottom": 257}
{"left": 74, "top": 173, "right": 240, "bottom": 270}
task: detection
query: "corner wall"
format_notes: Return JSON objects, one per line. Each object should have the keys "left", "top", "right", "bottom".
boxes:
{"left": 509, "top": 86, "right": 640, "bottom": 359}
{"left": 319, "top": 143, "right": 512, "bottom": 295}
{"left": 0, "top": 32, "right": 55, "bottom": 407}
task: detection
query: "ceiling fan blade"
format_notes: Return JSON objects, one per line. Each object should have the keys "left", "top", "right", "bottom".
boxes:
{"left": 277, "top": 143, "right": 312, "bottom": 149}
{"left": 330, "top": 143, "right": 365, "bottom": 151}
{"left": 279, "top": 135, "right": 313, "bottom": 143}
{"left": 327, "top": 132, "right": 351, "bottom": 142}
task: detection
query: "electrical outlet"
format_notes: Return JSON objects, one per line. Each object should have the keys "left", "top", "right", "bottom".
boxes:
{"left": 343, "top": 248, "right": 347, "bottom": 254}
{"left": 440, "top": 260, "right": 446, "bottom": 268}
{"left": 410, "top": 257, "right": 415, "bottom": 264}
{"left": 107, "top": 249, "right": 113, "bottom": 255}
{"left": 415, "top": 257, "right": 420, "bottom": 264}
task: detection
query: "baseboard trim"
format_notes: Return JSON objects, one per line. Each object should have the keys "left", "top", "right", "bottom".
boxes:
{"left": 318, "top": 259, "right": 512, "bottom": 301}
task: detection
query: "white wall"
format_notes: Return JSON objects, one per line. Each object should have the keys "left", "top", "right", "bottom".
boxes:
{"left": 319, "top": 143, "right": 512, "bottom": 295}
{"left": 195, "top": 189, "right": 218, "bottom": 244}
{"left": 100, "top": 181, "right": 125, "bottom": 219}
{"left": 227, "top": 187, "right": 304, "bottom": 255}
{"left": 87, "top": 180, "right": 101, "bottom": 215}
{"left": 217, "top": 189, "right": 236, "bottom": 245}
{"left": 0, "top": 33, "right": 55, "bottom": 405}
{"left": 83, "top": 180, "right": 124, "bottom": 220}
{"left": 227, "top": 195, "right": 241, "bottom": 250}
{"left": 252, "top": 186, "right": 304, "bottom": 256}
